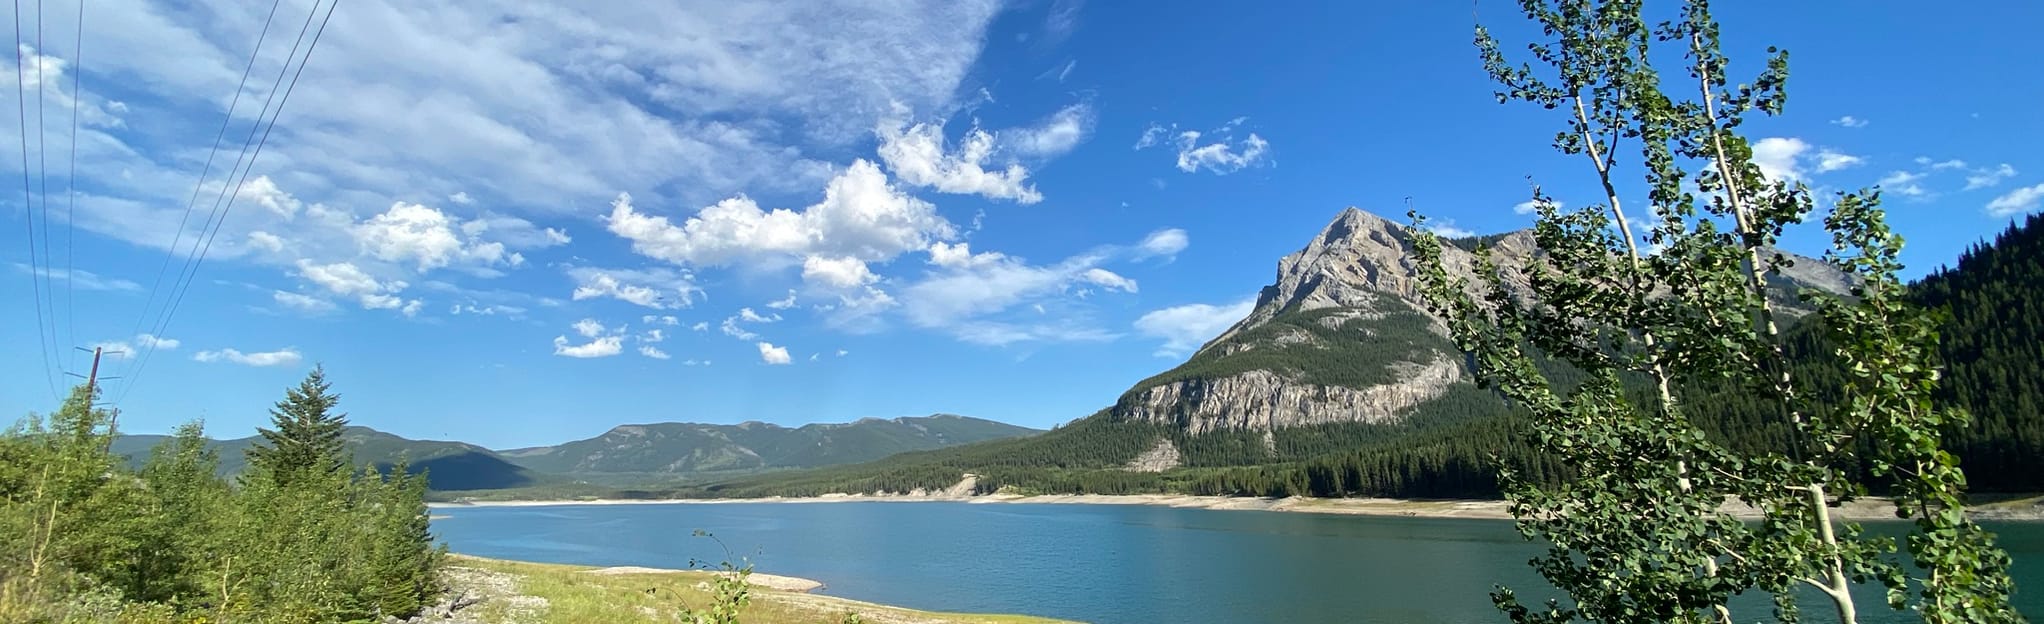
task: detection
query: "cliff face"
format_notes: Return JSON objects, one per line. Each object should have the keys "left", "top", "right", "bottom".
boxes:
{"left": 1109, "top": 206, "right": 1845, "bottom": 435}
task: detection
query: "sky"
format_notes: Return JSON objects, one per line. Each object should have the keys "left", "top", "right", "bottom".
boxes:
{"left": 4, "top": 1, "right": 2040, "bottom": 449}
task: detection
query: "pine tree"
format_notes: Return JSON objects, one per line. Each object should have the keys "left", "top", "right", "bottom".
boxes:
{"left": 246, "top": 365, "right": 349, "bottom": 486}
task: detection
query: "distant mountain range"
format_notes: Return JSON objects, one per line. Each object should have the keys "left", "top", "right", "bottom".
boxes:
{"left": 112, "top": 414, "right": 1040, "bottom": 492}
{"left": 669, "top": 207, "right": 2042, "bottom": 500}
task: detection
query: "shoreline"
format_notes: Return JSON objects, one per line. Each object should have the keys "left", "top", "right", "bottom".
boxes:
{"left": 430, "top": 492, "right": 2044, "bottom": 521}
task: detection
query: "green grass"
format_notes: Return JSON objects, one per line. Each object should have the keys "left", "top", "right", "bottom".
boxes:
{"left": 450, "top": 556, "right": 1075, "bottom": 624}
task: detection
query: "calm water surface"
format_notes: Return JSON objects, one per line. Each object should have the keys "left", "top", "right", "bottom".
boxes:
{"left": 433, "top": 502, "right": 2042, "bottom": 624}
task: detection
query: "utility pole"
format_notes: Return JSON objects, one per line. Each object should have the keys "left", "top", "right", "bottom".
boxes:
{"left": 68, "top": 346, "right": 123, "bottom": 447}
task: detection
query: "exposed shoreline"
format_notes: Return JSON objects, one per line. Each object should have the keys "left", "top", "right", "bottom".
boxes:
{"left": 430, "top": 492, "right": 2044, "bottom": 521}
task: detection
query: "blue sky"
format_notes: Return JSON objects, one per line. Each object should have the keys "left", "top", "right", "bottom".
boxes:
{"left": 5, "top": 1, "right": 2040, "bottom": 449}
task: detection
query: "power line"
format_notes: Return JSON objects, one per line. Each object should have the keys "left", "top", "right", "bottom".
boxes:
{"left": 35, "top": 0, "right": 61, "bottom": 370}
{"left": 62, "top": 0, "right": 81, "bottom": 364}
{"left": 109, "top": 0, "right": 286, "bottom": 393}
{"left": 13, "top": 0, "right": 57, "bottom": 400}
{"left": 120, "top": 0, "right": 341, "bottom": 403}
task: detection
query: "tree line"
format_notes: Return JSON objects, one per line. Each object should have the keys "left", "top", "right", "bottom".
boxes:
{"left": 0, "top": 366, "right": 441, "bottom": 623}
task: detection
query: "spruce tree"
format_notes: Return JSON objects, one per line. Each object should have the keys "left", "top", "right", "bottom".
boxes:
{"left": 245, "top": 365, "right": 349, "bottom": 486}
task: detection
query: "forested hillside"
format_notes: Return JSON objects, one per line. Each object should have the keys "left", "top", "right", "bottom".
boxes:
{"left": 497, "top": 414, "right": 1039, "bottom": 477}
{"left": 690, "top": 212, "right": 2044, "bottom": 501}
{"left": 113, "top": 425, "right": 547, "bottom": 491}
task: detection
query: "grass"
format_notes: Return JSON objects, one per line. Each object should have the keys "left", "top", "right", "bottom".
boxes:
{"left": 449, "top": 555, "right": 1075, "bottom": 624}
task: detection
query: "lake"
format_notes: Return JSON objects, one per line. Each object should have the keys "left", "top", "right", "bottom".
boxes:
{"left": 433, "top": 501, "right": 2043, "bottom": 623}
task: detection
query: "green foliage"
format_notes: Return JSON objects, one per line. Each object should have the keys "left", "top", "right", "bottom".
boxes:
{"left": 678, "top": 531, "right": 754, "bottom": 624}
{"left": 0, "top": 369, "right": 444, "bottom": 623}
{"left": 245, "top": 364, "right": 348, "bottom": 487}
{"left": 1419, "top": 1, "right": 2025, "bottom": 622}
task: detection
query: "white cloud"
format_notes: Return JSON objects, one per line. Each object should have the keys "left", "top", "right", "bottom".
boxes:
{"left": 757, "top": 341, "right": 792, "bottom": 365}
{"left": 293, "top": 260, "right": 413, "bottom": 311}
{"left": 641, "top": 328, "right": 667, "bottom": 343}
{"left": 354, "top": 201, "right": 520, "bottom": 271}
{"left": 193, "top": 347, "right": 303, "bottom": 367}
{"left": 875, "top": 118, "right": 1042, "bottom": 204}
{"left": 1878, "top": 171, "right": 1928, "bottom": 197}
{"left": 605, "top": 162, "right": 955, "bottom": 274}
{"left": 1814, "top": 149, "right": 1864, "bottom": 173}
{"left": 400, "top": 299, "right": 424, "bottom": 317}
{"left": 1986, "top": 183, "right": 2044, "bottom": 217}
{"left": 1003, "top": 102, "right": 1094, "bottom": 159}
{"left": 1928, "top": 159, "right": 1970, "bottom": 171}
{"left": 720, "top": 317, "right": 760, "bottom": 341}
{"left": 53, "top": 1, "right": 1005, "bottom": 315}
{"left": 1079, "top": 268, "right": 1137, "bottom": 293}
{"left": 1966, "top": 164, "right": 2018, "bottom": 190}
{"left": 274, "top": 290, "right": 338, "bottom": 313}
{"left": 1169, "top": 128, "right": 1270, "bottom": 174}
{"left": 802, "top": 255, "right": 879, "bottom": 289}
{"left": 544, "top": 228, "right": 572, "bottom": 245}
{"left": 766, "top": 290, "right": 798, "bottom": 309}
{"left": 690, "top": 321, "right": 709, "bottom": 332}
{"left": 682, "top": 359, "right": 711, "bottom": 366}
{"left": 1513, "top": 199, "right": 1563, "bottom": 215}
{"left": 572, "top": 318, "right": 609, "bottom": 338}
{"left": 568, "top": 266, "right": 697, "bottom": 309}
{"left": 552, "top": 335, "right": 624, "bottom": 358}
{"left": 1829, "top": 116, "right": 1868, "bottom": 128}
{"left": 642, "top": 315, "right": 680, "bottom": 326}
{"left": 738, "top": 308, "right": 781, "bottom": 323}
{"left": 1751, "top": 137, "right": 1810, "bottom": 182}
{"left": 90, "top": 341, "right": 136, "bottom": 359}
{"left": 10, "top": 264, "right": 141, "bottom": 292}
{"left": 1427, "top": 220, "right": 1476, "bottom": 238}
{"left": 451, "top": 302, "right": 525, "bottom": 316}
{"left": 237, "top": 176, "right": 303, "bottom": 217}
{"left": 1136, "top": 298, "right": 1255, "bottom": 357}
{"left": 448, "top": 191, "right": 474, "bottom": 205}
{"left": 638, "top": 345, "right": 671, "bottom": 360}
{"left": 1136, "top": 228, "right": 1188, "bottom": 258}
{"left": 136, "top": 333, "right": 180, "bottom": 350}
{"left": 246, "top": 231, "right": 287, "bottom": 253}
{"left": 836, "top": 349, "right": 849, "bottom": 357}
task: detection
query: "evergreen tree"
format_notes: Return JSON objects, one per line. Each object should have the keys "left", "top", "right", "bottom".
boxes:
{"left": 246, "top": 365, "right": 349, "bottom": 486}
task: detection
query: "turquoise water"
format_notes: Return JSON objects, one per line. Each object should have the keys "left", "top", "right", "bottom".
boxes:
{"left": 432, "top": 502, "right": 2042, "bottom": 623}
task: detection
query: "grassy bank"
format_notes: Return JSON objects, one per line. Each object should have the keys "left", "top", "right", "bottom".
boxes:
{"left": 444, "top": 555, "right": 1074, "bottom": 624}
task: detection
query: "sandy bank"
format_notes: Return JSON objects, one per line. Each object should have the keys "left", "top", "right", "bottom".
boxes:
{"left": 431, "top": 492, "right": 2044, "bottom": 521}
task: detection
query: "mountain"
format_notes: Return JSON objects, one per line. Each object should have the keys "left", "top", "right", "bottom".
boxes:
{"left": 113, "top": 426, "right": 547, "bottom": 491}
{"left": 687, "top": 206, "right": 2044, "bottom": 501}
{"left": 496, "top": 414, "right": 1041, "bottom": 477}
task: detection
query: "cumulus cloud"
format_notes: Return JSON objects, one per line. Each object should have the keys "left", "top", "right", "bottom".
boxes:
{"left": 354, "top": 201, "right": 521, "bottom": 271}
{"left": 51, "top": 0, "right": 1006, "bottom": 317}
{"left": 1079, "top": 268, "right": 1137, "bottom": 292}
{"left": 552, "top": 335, "right": 623, "bottom": 358}
{"left": 1986, "top": 183, "right": 2044, "bottom": 217}
{"left": 1830, "top": 116, "right": 1868, "bottom": 128}
{"left": 568, "top": 266, "right": 697, "bottom": 309}
{"left": 1427, "top": 220, "right": 1476, "bottom": 238}
{"left": 876, "top": 118, "right": 1042, "bottom": 204}
{"left": 1138, "top": 119, "right": 1270, "bottom": 174}
{"left": 1136, "top": 298, "right": 1255, "bottom": 357}
{"left": 893, "top": 235, "right": 1156, "bottom": 344}
{"left": 720, "top": 317, "right": 760, "bottom": 340}
{"left": 194, "top": 347, "right": 303, "bottom": 367}
{"left": 802, "top": 255, "right": 879, "bottom": 289}
{"left": 605, "top": 162, "right": 955, "bottom": 275}
{"left": 643, "top": 315, "right": 680, "bottom": 326}
{"left": 572, "top": 318, "right": 609, "bottom": 338}
{"left": 757, "top": 341, "right": 792, "bottom": 365}
{"left": 690, "top": 321, "right": 709, "bottom": 332}
{"left": 293, "top": 260, "right": 413, "bottom": 311}
{"left": 638, "top": 345, "right": 671, "bottom": 360}
{"left": 246, "top": 231, "right": 287, "bottom": 253}
{"left": 1750, "top": 137, "right": 1810, "bottom": 182}
{"left": 766, "top": 290, "right": 798, "bottom": 310}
